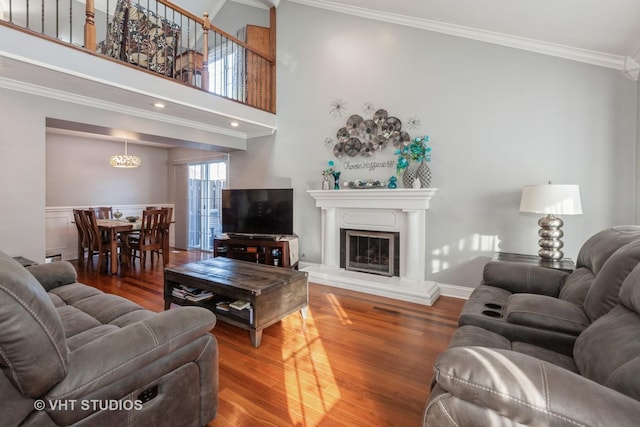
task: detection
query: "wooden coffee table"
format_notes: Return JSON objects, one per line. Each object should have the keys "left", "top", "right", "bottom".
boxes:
{"left": 164, "top": 257, "right": 308, "bottom": 347}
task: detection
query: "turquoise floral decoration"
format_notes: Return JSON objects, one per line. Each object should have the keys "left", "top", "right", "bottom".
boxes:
{"left": 322, "top": 160, "right": 335, "bottom": 177}
{"left": 395, "top": 135, "right": 431, "bottom": 175}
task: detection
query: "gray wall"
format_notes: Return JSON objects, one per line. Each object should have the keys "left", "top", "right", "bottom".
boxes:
{"left": 0, "top": 85, "right": 227, "bottom": 262}
{"left": 0, "top": 91, "right": 46, "bottom": 262}
{"left": 46, "top": 133, "right": 169, "bottom": 206}
{"left": 1, "top": 2, "right": 637, "bottom": 287}
{"left": 228, "top": 2, "right": 638, "bottom": 288}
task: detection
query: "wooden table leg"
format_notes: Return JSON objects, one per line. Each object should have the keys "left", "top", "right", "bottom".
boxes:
{"left": 163, "top": 229, "right": 170, "bottom": 266}
{"left": 250, "top": 329, "right": 263, "bottom": 347}
{"left": 110, "top": 229, "right": 119, "bottom": 274}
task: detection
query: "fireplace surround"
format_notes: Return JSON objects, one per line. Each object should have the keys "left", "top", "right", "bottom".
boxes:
{"left": 341, "top": 229, "right": 399, "bottom": 277}
{"left": 305, "top": 188, "right": 439, "bottom": 305}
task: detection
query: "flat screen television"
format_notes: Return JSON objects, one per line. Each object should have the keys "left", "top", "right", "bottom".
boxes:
{"left": 221, "top": 188, "right": 294, "bottom": 236}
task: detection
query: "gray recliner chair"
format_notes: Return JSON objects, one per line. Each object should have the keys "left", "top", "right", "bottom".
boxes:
{"left": 424, "top": 261, "right": 640, "bottom": 426}
{"left": 0, "top": 250, "right": 218, "bottom": 427}
{"left": 458, "top": 225, "right": 640, "bottom": 354}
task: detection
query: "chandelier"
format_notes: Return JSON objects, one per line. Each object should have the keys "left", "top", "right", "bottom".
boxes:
{"left": 110, "top": 140, "right": 141, "bottom": 168}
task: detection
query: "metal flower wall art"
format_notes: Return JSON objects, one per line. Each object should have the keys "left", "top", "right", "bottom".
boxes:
{"left": 329, "top": 98, "right": 348, "bottom": 119}
{"left": 362, "top": 101, "right": 376, "bottom": 115}
{"left": 329, "top": 105, "right": 421, "bottom": 159}
{"left": 406, "top": 116, "right": 421, "bottom": 130}
{"left": 323, "top": 99, "right": 432, "bottom": 189}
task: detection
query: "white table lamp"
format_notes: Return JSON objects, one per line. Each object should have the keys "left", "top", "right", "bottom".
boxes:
{"left": 520, "top": 184, "right": 583, "bottom": 260}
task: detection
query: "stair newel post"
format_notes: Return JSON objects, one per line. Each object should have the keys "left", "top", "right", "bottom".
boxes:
{"left": 84, "top": 0, "right": 96, "bottom": 51}
{"left": 201, "top": 12, "right": 210, "bottom": 92}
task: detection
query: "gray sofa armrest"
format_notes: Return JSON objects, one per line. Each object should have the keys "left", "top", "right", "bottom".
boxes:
{"left": 505, "top": 293, "right": 589, "bottom": 335}
{"left": 428, "top": 346, "right": 640, "bottom": 427}
{"left": 27, "top": 261, "right": 77, "bottom": 291}
{"left": 47, "top": 307, "right": 216, "bottom": 402}
{"left": 482, "top": 261, "right": 569, "bottom": 297}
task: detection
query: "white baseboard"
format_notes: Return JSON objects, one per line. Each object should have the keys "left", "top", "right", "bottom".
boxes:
{"left": 300, "top": 262, "right": 475, "bottom": 303}
{"left": 300, "top": 262, "right": 440, "bottom": 306}
{"left": 437, "top": 283, "right": 473, "bottom": 300}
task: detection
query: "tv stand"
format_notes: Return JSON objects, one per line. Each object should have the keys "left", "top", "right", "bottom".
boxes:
{"left": 214, "top": 235, "right": 298, "bottom": 269}
{"left": 226, "top": 233, "right": 277, "bottom": 241}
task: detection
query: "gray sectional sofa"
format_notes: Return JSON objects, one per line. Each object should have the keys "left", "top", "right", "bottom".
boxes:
{"left": 0, "top": 250, "right": 218, "bottom": 427}
{"left": 425, "top": 226, "right": 640, "bottom": 426}
{"left": 458, "top": 226, "right": 640, "bottom": 354}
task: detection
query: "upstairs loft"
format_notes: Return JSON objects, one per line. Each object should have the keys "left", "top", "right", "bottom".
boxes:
{"left": 0, "top": 0, "right": 277, "bottom": 149}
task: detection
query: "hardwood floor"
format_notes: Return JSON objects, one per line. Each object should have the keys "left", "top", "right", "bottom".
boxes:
{"left": 72, "top": 249, "right": 466, "bottom": 427}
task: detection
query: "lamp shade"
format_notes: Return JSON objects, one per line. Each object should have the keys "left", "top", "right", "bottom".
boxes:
{"left": 520, "top": 184, "right": 583, "bottom": 215}
{"left": 110, "top": 154, "right": 141, "bottom": 168}
{"left": 110, "top": 140, "right": 141, "bottom": 168}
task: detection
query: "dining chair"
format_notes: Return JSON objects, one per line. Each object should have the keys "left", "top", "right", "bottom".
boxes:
{"left": 72, "top": 209, "right": 90, "bottom": 263}
{"left": 83, "top": 209, "right": 112, "bottom": 272}
{"left": 126, "top": 209, "right": 167, "bottom": 268}
{"left": 91, "top": 206, "right": 113, "bottom": 219}
{"left": 146, "top": 206, "right": 173, "bottom": 265}
{"left": 90, "top": 206, "right": 114, "bottom": 241}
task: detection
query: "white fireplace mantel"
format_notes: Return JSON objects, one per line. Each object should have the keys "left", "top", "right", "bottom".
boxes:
{"left": 307, "top": 188, "right": 437, "bottom": 210}
{"left": 304, "top": 188, "right": 440, "bottom": 306}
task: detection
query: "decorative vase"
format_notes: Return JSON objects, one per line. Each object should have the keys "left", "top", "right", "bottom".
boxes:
{"left": 402, "top": 161, "right": 431, "bottom": 188}
{"left": 417, "top": 161, "right": 431, "bottom": 187}
{"left": 332, "top": 171, "right": 341, "bottom": 190}
{"left": 401, "top": 162, "right": 418, "bottom": 188}
{"left": 322, "top": 175, "right": 330, "bottom": 190}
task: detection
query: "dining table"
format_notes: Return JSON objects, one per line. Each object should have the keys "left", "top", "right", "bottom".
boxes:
{"left": 96, "top": 219, "right": 141, "bottom": 274}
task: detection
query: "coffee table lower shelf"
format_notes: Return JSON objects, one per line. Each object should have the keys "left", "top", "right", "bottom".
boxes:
{"left": 164, "top": 257, "right": 308, "bottom": 347}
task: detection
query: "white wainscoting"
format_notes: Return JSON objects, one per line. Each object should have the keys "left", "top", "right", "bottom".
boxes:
{"left": 46, "top": 205, "right": 175, "bottom": 261}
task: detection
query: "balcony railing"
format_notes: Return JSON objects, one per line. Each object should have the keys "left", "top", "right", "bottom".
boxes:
{"left": 0, "top": 0, "right": 276, "bottom": 113}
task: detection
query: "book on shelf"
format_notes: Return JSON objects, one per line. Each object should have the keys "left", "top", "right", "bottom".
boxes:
{"left": 186, "top": 292, "right": 214, "bottom": 302}
{"left": 215, "top": 301, "right": 253, "bottom": 323}
{"left": 172, "top": 286, "right": 213, "bottom": 302}
{"left": 229, "top": 300, "right": 251, "bottom": 310}
{"left": 215, "top": 301, "right": 230, "bottom": 312}
{"left": 177, "top": 284, "right": 199, "bottom": 293}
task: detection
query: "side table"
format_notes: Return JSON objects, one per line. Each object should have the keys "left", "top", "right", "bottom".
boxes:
{"left": 13, "top": 256, "right": 38, "bottom": 267}
{"left": 492, "top": 252, "right": 575, "bottom": 272}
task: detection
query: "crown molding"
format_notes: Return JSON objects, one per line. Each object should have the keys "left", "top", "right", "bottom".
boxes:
{"left": 0, "top": 76, "right": 252, "bottom": 139}
{"left": 288, "top": 0, "right": 626, "bottom": 71}
{"left": 623, "top": 57, "right": 640, "bottom": 81}
{"left": 623, "top": 48, "right": 640, "bottom": 81}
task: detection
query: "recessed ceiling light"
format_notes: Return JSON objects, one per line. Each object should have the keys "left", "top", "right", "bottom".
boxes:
{"left": 153, "top": 102, "right": 165, "bottom": 108}
{"left": 230, "top": 121, "right": 240, "bottom": 127}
